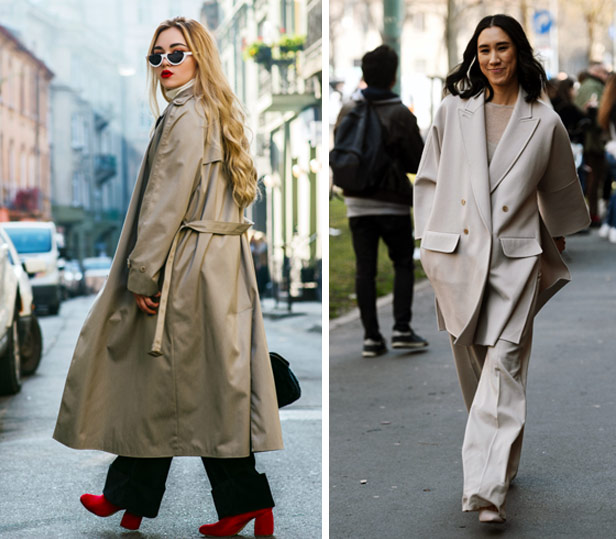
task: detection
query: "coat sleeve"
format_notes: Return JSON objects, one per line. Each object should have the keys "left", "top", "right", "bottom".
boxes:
{"left": 126, "top": 106, "right": 206, "bottom": 296}
{"left": 537, "top": 118, "right": 591, "bottom": 237}
{"left": 397, "top": 109, "right": 424, "bottom": 174}
{"left": 413, "top": 104, "right": 444, "bottom": 239}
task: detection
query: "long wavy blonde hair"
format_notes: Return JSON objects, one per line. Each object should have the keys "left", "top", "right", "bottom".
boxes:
{"left": 146, "top": 17, "right": 257, "bottom": 208}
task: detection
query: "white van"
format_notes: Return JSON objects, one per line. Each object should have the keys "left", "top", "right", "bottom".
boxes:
{"left": 1, "top": 221, "right": 62, "bottom": 315}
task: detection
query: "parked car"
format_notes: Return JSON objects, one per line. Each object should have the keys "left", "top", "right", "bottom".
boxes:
{"left": 83, "top": 256, "right": 112, "bottom": 294}
{"left": 0, "top": 228, "right": 45, "bottom": 395}
{"left": 1, "top": 221, "right": 62, "bottom": 314}
{"left": 59, "top": 259, "right": 85, "bottom": 298}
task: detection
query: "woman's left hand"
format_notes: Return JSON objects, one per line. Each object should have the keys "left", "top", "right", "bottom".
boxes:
{"left": 133, "top": 292, "right": 161, "bottom": 315}
{"left": 553, "top": 236, "right": 566, "bottom": 253}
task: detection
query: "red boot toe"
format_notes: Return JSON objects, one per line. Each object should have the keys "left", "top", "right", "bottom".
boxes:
{"left": 199, "top": 508, "right": 274, "bottom": 537}
{"left": 80, "top": 494, "right": 122, "bottom": 517}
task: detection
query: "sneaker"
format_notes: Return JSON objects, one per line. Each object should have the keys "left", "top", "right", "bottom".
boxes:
{"left": 609, "top": 227, "right": 616, "bottom": 244}
{"left": 599, "top": 222, "right": 610, "bottom": 238}
{"left": 362, "top": 338, "right": 387, "bottom": 357}
{"left": 391, "top": 329, "right": 429, "bottom": 349}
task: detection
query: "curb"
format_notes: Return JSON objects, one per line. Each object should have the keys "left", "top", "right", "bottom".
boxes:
{"left": 329, "top": 278, "right": 433, "bottom": 331}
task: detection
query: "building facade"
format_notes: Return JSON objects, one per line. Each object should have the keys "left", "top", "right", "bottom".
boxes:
{"left": 0, "top": 0, "right": 209, "bottom": 259}
{"left": 211, "top": 0, "right": 322, "bottom": 302}
{"left": 0, "top": 25, "right": 53, "bottom": 222}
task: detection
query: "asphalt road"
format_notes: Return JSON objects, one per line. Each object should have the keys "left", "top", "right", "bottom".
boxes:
{"left": 330, "top": 230, "right": 616, "bottom": 538}
{"left": 0, "top": 295, "right": 322, "bottom": 538}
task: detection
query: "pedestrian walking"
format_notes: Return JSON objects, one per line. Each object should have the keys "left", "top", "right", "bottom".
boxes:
{"left": 53, "top": 17, "right": 283, "bottom": 536}
{"left": 574, "top": 61, "right": 609, "bottom": 225}
{"left": 414, "top": 14, "right": 590, "bottom": 523}
{"left": 332, "top": 45, "right": 428, "bottom": 358}
{"left": 596, "top": 74, "right": 616, "bottom": 243}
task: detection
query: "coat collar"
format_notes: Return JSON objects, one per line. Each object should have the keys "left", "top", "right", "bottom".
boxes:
{"left": 457, "top": 87, "right": 540, "bottom": 233}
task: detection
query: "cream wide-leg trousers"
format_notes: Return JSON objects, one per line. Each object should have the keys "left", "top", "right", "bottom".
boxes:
{"left": 449, "top": 326, "right": 533, "bottom": 520}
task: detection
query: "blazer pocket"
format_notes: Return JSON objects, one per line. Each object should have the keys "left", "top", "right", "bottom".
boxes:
{"left": 421, "top": 231, "right": 461, "bottom": 253}
{"left": 500, "top": 237, "right": 543, "bottom": 258}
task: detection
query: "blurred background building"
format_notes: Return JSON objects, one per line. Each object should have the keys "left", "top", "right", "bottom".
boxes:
{"left": 330, "top": 0, "right": 616, "bottom": 131}
{"left": 0, "top": 0, "right": 321, "bottom": 301}
{"left": 0, "top": 25, "right": 53, "bottom": 224}
{"left": 211, "top": 0, "right": 322, "bottom": 302}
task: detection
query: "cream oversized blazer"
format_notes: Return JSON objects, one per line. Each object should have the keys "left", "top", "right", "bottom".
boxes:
{"left": 54, "top": 87, "right": 283, "bottom": 457}
{"left": 414, "top": 89, "right": 590, "bottom": 347}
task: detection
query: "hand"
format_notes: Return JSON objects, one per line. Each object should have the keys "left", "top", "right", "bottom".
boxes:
{"left": 133, "top": 292, "right": 161, "bottom": 315}
{"left": 553, "top": 236, "right": 566, "bottom": 253}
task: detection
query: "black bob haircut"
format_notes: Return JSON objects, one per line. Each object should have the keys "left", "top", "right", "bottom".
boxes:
{"left": 445, "top": 14, "right": 547, "bottom": 103}
{"left": 361, "top": 45, "right": 398, "bottom": 89}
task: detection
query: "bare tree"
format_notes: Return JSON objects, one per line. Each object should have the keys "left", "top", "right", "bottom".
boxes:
{"left": 570, "top": 0, "right": 611, "bottom": 62}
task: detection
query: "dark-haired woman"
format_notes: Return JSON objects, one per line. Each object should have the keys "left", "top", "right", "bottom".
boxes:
{"left": 551, "top": 78, "right": 590, "bottom": 146}
{"left": 414, "top": 14, "right": 590, "bottom": 523}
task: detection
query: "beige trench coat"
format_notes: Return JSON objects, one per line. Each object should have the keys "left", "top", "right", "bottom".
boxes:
{"left": 414, "top": 89, "right": 590, "bottom": 346}
{"left": 53, "top": 88, "right": 283, "bottom": 457}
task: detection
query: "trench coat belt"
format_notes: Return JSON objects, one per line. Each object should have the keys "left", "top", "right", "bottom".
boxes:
{"left": 148, "top": 219, "right": 253, "bottom": 357}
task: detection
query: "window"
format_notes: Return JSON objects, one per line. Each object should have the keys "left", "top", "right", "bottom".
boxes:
{"left": 19, "top": 68, "right": 25, "bottom": 113}
{"left": 72, "top": 171, "right": 81, "bottom": 206}
{"left": 414, "top": 59, "right": 427, "bottom": 73}
{"left": 412, "top": 13, "right": 426, "bottom": 33}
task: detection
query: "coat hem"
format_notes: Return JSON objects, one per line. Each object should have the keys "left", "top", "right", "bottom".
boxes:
{"left": 53, "top": 438, "right": 284, "bottom": 458}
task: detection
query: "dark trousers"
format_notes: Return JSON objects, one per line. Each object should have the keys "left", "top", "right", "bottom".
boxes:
{"left": 349, "top": 214, "right": 415, "bottom": 340}
{"left": 103, "top": 454, "right": 274, "bottom": 519}
{"left": 584, "top": 150, "right": 606, "bottom": 219}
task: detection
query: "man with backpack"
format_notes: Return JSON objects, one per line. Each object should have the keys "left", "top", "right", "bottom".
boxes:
{"left": 332, "top": 45, "right": 428, "bottom": 357}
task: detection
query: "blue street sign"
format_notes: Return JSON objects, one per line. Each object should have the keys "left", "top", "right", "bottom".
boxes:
{"left": 533, "top": 10, "right": 552, "bottom": 35}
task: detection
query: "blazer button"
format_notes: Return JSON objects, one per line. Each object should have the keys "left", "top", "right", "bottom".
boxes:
{"left": 140, "top": 266, "right": 146, "bottom": 272}
{"left": 463, "top": 228, "right": 469, "bottom": 235}
{"left": 461, "top": 199, "right": 466, "bottom": 206}
{"left": 502, "top": 205, "right": 509, "bottom": 212}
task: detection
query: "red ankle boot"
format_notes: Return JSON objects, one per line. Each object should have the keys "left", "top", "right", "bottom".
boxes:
{"left": 198, "top": 507, "right": 274, "bottom": 537}
{"left": 80, "top": 494, "right": 143, "bottom": 530}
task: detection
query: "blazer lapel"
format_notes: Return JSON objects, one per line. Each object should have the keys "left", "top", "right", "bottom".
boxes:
{"left": 458, "top": 93, "right": 492, "bottom": 234}
{"left": 488, "top": 88, "right": 540, "bottom": 193}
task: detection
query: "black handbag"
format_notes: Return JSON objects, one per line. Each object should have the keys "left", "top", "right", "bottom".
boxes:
{"left": 269, "top": 352, "right": 301, "bottom": 408}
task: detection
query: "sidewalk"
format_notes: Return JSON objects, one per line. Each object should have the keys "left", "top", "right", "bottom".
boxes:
{"left": 330, "top": 230, "right": 616, "bottom": 538}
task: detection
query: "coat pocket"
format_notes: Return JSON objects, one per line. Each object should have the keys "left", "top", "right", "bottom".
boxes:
{"left": 500, "top": 237, "right": 543, "bottom": 258}
{"left": 421, "top": 231, "right": 461, "bottom": 253}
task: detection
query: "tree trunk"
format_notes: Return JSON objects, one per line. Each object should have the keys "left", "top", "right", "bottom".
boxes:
{"left": 446, "top": 0, "right": 459, "bottom": 72}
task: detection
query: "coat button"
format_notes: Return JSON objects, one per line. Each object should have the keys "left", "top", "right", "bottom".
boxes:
{"left": 140, "top": 266, "right": 146, "bottom": 272}
{"left": 463, "top": 228, "right": 469, "bottom": 235}
{"left": 502, "top": 205, "right": 509, "bottom": 212}
{"left": 461, "top": 199, "right": 466, "bottom": 206}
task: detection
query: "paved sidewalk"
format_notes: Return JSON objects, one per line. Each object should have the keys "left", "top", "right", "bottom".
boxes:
{"left": 330, "top": 230, "right": 616, "bottom": 538}
{"left": 0, "top": 296, "right": 322, "bottom": 538}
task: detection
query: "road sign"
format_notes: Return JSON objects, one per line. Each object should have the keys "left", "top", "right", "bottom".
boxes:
{"left": 533, "top": 10, "right": 553, "bottom": 35}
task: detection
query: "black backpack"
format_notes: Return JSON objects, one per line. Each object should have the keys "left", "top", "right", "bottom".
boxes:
{"left": 330, "top": 100, "right": 393, "bottom": 193}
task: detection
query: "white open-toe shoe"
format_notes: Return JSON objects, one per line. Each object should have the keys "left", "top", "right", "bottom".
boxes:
{"left": 478, "top": 506, "right": 505, "bottom": 524}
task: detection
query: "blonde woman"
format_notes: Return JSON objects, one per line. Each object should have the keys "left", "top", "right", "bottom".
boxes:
{"left": 53, "top": 17, "right": 283, "bottom": 536}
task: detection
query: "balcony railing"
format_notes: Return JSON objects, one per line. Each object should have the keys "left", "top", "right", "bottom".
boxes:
{"left": 257, "top": 62, "right": 318, "bottom": 113}
{"left": 0, "top": 187, "right": 44, "bottom": 220}
{"left": 94, "top": 154, "right": 117, "bottom": 185}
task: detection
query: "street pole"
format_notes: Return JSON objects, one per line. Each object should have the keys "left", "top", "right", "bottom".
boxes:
{"left": 383, "top": 0, "right": 402, "bottom": 95}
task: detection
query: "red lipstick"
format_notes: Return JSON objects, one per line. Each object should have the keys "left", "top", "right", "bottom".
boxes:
{"left": 161, "top": 70, "right": 173, "bottom": 78}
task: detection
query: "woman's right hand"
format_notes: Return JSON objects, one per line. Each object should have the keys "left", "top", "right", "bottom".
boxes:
{"left": 133, "top": 292, "right": 161, "bottom": 315}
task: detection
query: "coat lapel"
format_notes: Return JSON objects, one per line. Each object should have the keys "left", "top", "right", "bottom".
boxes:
{"left": 488, "top": 88, "right": 540, "bottom": 192}
{"left": 458, "top": 93, "right": 492, "bottom": 234}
